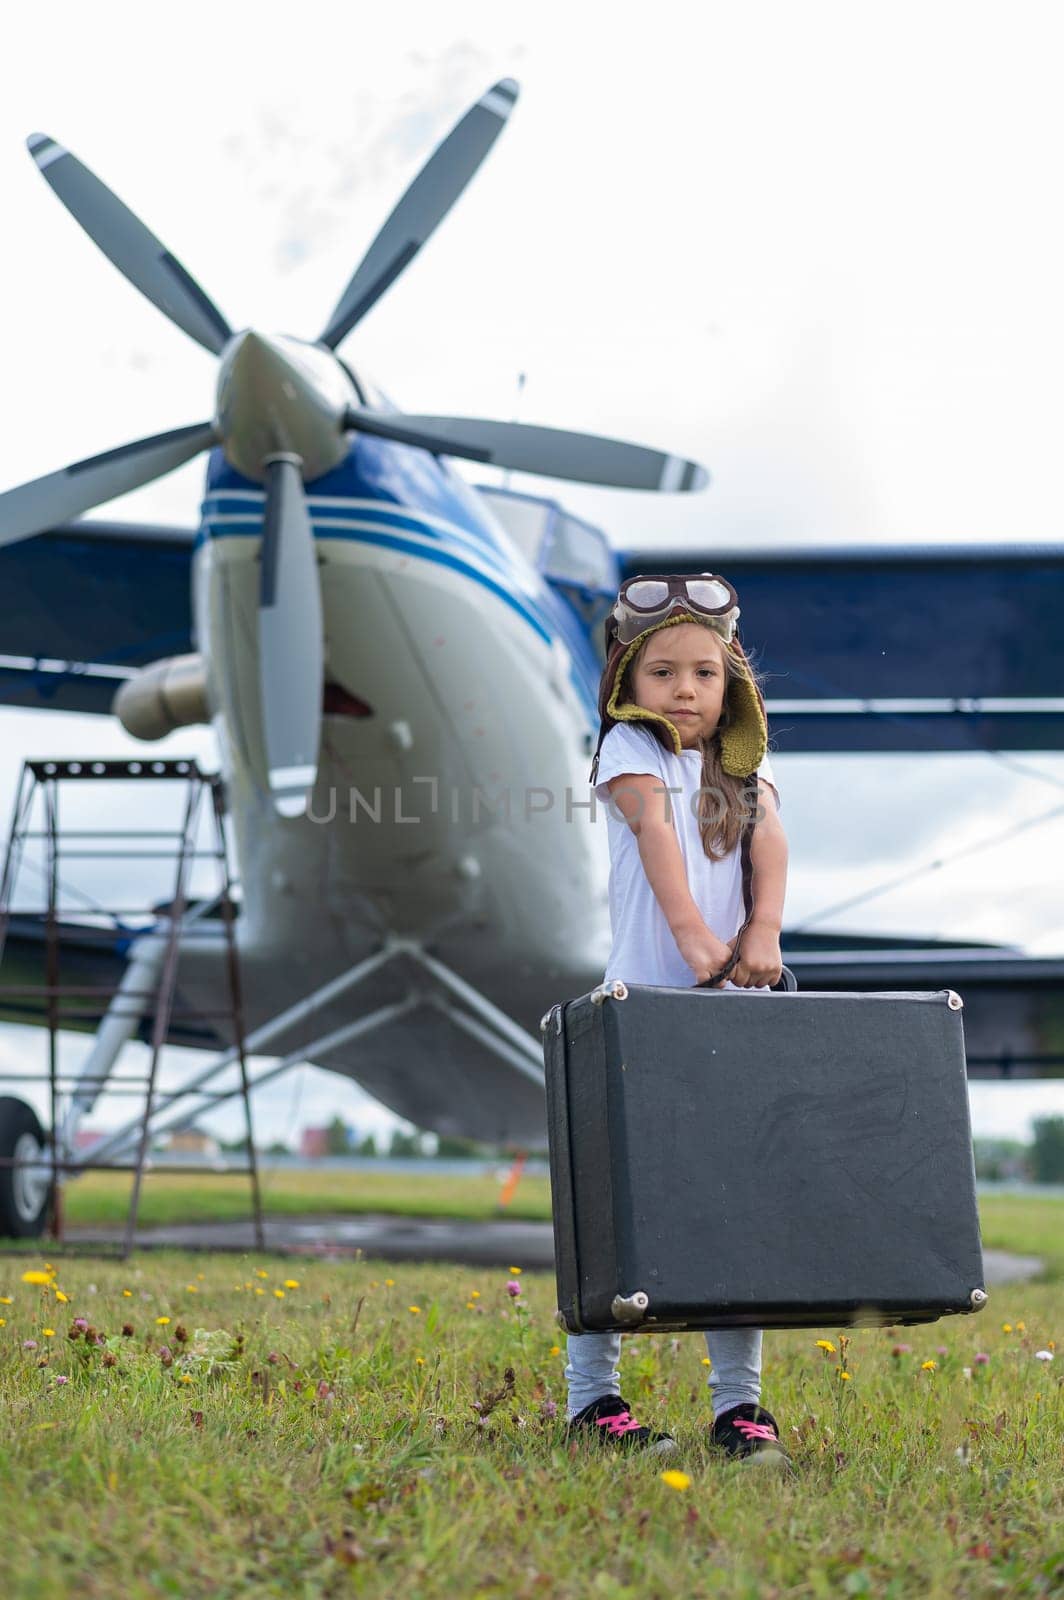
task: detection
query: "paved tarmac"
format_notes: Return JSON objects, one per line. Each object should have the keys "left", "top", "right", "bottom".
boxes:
{"left": 64, "top": 1213, "right": 1044, "bottom": 1285}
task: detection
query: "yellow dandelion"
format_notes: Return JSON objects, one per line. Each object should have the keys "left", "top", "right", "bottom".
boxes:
{"left": 816, "top": 1340, "right": 836, "bottom": 1354}
{"left": 122, "top": 1290, "right": 132, "bottom": 1298}
{"left": 0, "top": 1296, "right": 11, "bottom": 1305}
{"left": 415, "top": 1356, "right": 425, "bottom": 1366}
{"left": 921, "top": 1359, "right": 936, "bottom": 1372}
{"left": 255, "top": 1270, "right": 268, "bottom": 1280}
{"left": 370, "top": 1281, "right": 379, "bottom": 1289}
{"left": 156, "top": 1316, "right": 171, "bottom": 1326}
{"left": 0, "top": 1319, "right": 6, "bottom": 1328}
{"left": 465, "top": 1302, "right": 476, "bottom": 1311}
{"left": 244, "top": 1281, "right": 253, "bottom": 1289}
{"left": 1016, "top": 1321, "right": 1026, "bottom": 1333}
{"left": 180, "top": 1373, "right": 192, "bottom": 1384}
{"left": 254, "top": 1288, "right": 264, "bottom": 1297}
{"left": 838, "top": 1370, "right": 852, "bottom": 1381}
{"left": 185, "top": 1285, "right": 198, "bottom": 1294}
{"left": 1049, "top": 1341, "right": 1056, "bottom": 1351}
{"left": 408, "top": 1305, "right": 421, "bottom": 1315}
{"left": 508, "top": 1266, "right": 522, "bottom": 1275}
{"left": 42, "top": 1328, "right": 55, "bottom": 1338}
{"left": 21, "top": 1270, "right": 51, "bottom": 1286}
{"left": 660, "top": 1470, "right": 692, "bottom": 1491}
{"left": 470, "top": 1290, "right": 481, "bottom": 1300}
{"left": 197, "top": 1274, "right": 205, "bottom": 1281}
{"left": 1002, "top": 1323, "right": 1013, "bottom": 1333}
{"left": 273, "top": 1289, "right": 285, "bottom": 1299}
{"left": 284, "top": 1279, "right": 299, "bottom": 1290}
{"left": 550, "top": 1345, "right": 561, "bottom": 1357}
{"left": 384, "top": 1278, "right": 395, "bottom": 1287}
{"left": 701, "top": 1357, "right": 712, "bottom": 1367}
{"left": 54, "top": 1289, "right": 69, "bottom": 1303}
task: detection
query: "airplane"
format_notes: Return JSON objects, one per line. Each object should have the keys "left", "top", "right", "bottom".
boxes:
{"left": 0, "top": 78, "right": 1061, "bottom": 1238}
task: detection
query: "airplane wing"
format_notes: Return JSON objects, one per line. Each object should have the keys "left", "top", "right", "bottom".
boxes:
{"left": 617, "top": 542, "right": 1064, "bottom": 754}
{"left": 0, "top": 914, "right": 224, "bottom": 1048}
{"left": 0, "top": 520, "right": 193, "bottom": 714}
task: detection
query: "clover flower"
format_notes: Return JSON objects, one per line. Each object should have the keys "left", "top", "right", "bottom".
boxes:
{"left": 506, "top": 1281, "right": 522, "bottom": 1298}
{"left": 1034, "top": 1349, "right": 1054, "bottom": 1362}
{"left": 973, "top": 1351, "right": 989, "bottom": 1365}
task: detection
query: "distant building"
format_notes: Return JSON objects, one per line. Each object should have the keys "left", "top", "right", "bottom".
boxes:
{"left": 300, "top": 1126, "right": 330, "bottom": 1159}
{"left": 161, "top": 1127, "right": 220, "bottom": 1157}
{"left": 73, "top": 1129, "right": 104, "bottom": 1152}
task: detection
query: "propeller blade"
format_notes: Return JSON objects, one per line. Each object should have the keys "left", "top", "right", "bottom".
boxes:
{"left": 318, "top": 78, "right": 519, "bottom": 350}
{"left": 343, "top": 409, "right": 709, "bottom": 492}
{"left": 27, "top": 134, "right": 233, "bottom": 355}
{"left": 257, "top": 454, "right": 323, "bottom": 818}
{"left": 0, "top": 421, "right": 217, "bottom": 547}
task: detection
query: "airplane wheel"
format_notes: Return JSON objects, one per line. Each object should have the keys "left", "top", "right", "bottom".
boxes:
{"left": 0, "top": 1098, "right": 52, "bottom": 1238}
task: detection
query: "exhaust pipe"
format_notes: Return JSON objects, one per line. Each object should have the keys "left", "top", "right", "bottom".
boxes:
{"left": 113, "top": 654, "right": 210, "bottom": 741}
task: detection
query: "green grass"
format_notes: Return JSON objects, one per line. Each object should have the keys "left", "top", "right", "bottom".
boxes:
{"left": 977, "top": 1195, "right": 1064, "bottom": 1281}
{"left": 61, "top": 1167, "right": 554, "bottom": 1229}
{"left": 0, "top": 1201, "right": 1059, "bottom": 1597}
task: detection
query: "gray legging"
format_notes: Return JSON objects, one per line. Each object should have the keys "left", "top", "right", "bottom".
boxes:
{"left": 566, "top": 1325, "right": 763, "bottom": 1419}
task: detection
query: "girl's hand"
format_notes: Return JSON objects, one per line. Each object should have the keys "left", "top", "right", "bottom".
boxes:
{"left": 676, "top": 925, "right": 736, "bottom": 987}
{"left": 729, "top": 921, "right": 783, "bottom": 989}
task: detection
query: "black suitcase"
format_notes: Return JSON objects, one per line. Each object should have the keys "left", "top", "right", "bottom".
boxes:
{"left": 543, "top": 976, "right": 986, "bottom": 1333}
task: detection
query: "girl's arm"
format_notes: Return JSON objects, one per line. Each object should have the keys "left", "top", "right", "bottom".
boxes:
{"left": 607, "top": 773, "right": 734, "bottom": 984}
{"left": 730, "top": 778, "right": 787, "bottom": 988}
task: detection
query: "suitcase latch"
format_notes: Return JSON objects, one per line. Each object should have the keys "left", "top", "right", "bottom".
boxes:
{"left": 590, "top": 980, "right": 629, "bottom": 1006}
{"left": 611, "top": 1290, "right": 650, "bottom": 1324}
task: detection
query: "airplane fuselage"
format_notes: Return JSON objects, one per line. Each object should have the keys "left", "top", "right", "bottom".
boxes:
{"left": 189, "top": 434, "right": 615, "bottom": 1137}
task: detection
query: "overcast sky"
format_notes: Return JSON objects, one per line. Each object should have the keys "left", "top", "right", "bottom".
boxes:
{"left": 0, "top": 1, "right": 1061, "bottom": 1139}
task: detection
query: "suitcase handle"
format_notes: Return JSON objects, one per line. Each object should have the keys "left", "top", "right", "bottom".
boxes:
{"left": 697, "top": 962, "right": 798, "bottom": 992}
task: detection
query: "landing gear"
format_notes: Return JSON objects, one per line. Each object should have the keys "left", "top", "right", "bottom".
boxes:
{"left": 0, "top": 1098, "right": 51, "bottom": 1238}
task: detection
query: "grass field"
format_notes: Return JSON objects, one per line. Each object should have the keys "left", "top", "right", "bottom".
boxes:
{"left": 0, "top": 1198, "right": 1059, "bottom": 1597}
{"left": 61, "top": 1166, "right": 554, "bottom": 1229}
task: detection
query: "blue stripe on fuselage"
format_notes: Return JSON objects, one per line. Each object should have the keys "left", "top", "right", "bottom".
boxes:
{"left": 200, "top": 438, "right": 602, "bottom": 725}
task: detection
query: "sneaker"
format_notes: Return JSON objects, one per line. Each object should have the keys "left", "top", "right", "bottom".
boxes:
{"left": 710, "top": 1403, "right": 792, "bottom": 1471}
{"left": 569, "top": 1394, "right": 677, "bottom": 1456}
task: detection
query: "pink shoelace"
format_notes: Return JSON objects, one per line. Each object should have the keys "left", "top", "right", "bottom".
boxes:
{"left": 732, "top": 1418, "right": 779, "bottom": 1443}
{"left": 596, "top": 1410, "right": 642, "bottom": 1437}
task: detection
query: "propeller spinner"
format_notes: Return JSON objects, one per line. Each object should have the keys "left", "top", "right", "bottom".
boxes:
{"left": 0, "top": 79, "right": 709, "bottom": 817}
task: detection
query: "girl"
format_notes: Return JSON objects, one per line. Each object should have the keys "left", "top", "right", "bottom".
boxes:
{"left": 567, "top": 572, "right": 790, "bottom": 1470}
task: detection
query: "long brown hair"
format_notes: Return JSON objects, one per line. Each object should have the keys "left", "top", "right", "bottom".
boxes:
{"left": 609, "top": 635, "right": 763, "bottom": 861}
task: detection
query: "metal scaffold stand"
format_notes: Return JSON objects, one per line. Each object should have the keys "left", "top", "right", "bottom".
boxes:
{"left": 0, "top": 757, "right": 264, "bottom": 1256}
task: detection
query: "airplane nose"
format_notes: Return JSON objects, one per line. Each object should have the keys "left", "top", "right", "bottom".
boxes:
{"left": 214, "top": 328, "right": 354, "bottom": 482}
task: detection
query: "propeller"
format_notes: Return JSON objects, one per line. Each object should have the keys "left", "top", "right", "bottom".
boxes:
{"left": 5, "top": 77, "right": 709, "bottom": 819}
{"left": 27, "top": 134, "right": 232, "bottom": 355}
{"left": 0, "top": 422, "right": 217, "bottom": 549}
{"left": 318, "top": 78, "right": 519, "bottom": 350}
{"left": 258, "top": 456, "right": 323, "bottom": 817}
{"left": 344, "top": 408, "right": 708, "bottom": 492}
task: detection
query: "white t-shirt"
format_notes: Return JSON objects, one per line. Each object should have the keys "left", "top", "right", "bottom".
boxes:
{"left": 594, "top": 721, "right": 779, "bottom": 989}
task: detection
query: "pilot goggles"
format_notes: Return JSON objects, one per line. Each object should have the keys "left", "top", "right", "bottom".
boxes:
{"left": 608, "top": 574, "right": 740, "bottom": 647}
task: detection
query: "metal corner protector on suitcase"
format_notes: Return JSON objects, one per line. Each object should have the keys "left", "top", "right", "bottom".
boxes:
{"left": 543, "top": 979, "right": 987, "bottom": 1335}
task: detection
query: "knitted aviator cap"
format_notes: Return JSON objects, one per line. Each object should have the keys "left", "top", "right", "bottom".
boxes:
{"left": 591, "top": 611, "right": 768, "bottom": 781}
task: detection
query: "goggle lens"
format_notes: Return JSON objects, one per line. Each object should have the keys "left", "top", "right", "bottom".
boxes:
{"left": 624, "top": 579, "right": 670, "bottom": 608}
{"left": 686, "top": 577, "right": 733, "bottom": 611}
